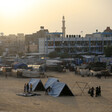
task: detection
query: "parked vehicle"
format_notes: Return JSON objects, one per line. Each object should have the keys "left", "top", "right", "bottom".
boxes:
{"left": 76, "top": 64, "right": 90, "bottom": 76}
{"left": 45, "top": 60, "right": 64, "bottom": 72}
{"left": 88, "top": 62, "right": 106, "bottom": 76}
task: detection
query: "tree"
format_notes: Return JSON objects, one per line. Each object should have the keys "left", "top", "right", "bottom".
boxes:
{"left": 104, "top": 46, "right": 112, "bottom": 57}
{"left": 59, "top": 53, "right": 69, "bottom": 58}
{"left": 48, "top": 51, "right": 59, "bottom": 58}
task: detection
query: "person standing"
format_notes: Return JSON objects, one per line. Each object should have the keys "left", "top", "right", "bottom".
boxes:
{"left": 98, "top": 86, "right": 101, "bottom": 96}
{"left": 95, "top": 87, "right": 99, "bottom": 97}
{"left": 30, "top": 83, "right": 33, "bottom": 93}
{"left": 3, "top": 67, "right": 7, "bottom": 78}
{"left": 90, "top": 87, "right": 94, "bottom": 97}
{"left": 24, "top": 83, "right": 27, "bottom": 93}
{"left": 88, "top": 88, "right": 91, "bottom": 95}
{"left": 27, "top": 83, "right": 29, "bottom": 93}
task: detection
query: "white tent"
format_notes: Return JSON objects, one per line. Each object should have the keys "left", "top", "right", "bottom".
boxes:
{"left": 29, "top": 78, "right": 45, "bottom": 91}
{"left": 44, "top": 78, "right": 59, "bottom": 89}
{"left": 48, "top": 82, "right": 74, "bottom": 97}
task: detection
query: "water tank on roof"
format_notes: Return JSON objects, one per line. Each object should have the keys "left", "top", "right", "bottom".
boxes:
{"left": 40, "top": 26, "right": 44, "bottom": 30}
{"left": 69, "top": 35, "right": 71, "bottom": 37}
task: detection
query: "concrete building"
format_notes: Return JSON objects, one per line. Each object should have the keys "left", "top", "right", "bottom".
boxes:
{"left": 86, "top": 27, "right": 112, "bottom": 38}
{"left": 38, "top": 27, "right": 112, "bottom": 55}
{"left": 25, "top": 16, "right": 112, "bottom": 56}
{"left": 25, "top": 26, "right": 62, "bottom": 53}
{"left": 25, "top": 26, "right": 49, "bottom": 53}
{"left": 0, "top": 33, "right": 25, "bottom": 56}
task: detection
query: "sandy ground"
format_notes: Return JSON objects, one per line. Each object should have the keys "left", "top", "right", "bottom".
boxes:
{"left": 0, "top": 71, "right": 112, "bottom": 112}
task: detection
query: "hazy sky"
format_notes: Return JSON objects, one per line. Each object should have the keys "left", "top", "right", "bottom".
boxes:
{"left": 0, "top": 0, "right": 112, "bottom": 36}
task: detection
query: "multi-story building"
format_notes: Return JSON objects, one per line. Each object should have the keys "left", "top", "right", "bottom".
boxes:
{"left": 38, "top": 27, "right": 112, "bottom": 55}
{"left": 25, "top": 26, "right": 49, "bottom": 53}
{"left": 0, "top": 33, "right": 25, "bottom": 56}
{"left": 25, "top": 16, "right": 112, "bottom": 56}
{"left": 25, "top": 26, "right": 62, "bottom": 53}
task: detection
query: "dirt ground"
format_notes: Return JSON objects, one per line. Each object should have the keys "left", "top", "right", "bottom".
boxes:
{"left": 0, "top": 71, "right": 112, "bottom": 112}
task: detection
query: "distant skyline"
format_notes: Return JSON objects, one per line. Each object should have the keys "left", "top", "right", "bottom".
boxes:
{"left": 0, "top": 0, "right": 112, "bottom": 36}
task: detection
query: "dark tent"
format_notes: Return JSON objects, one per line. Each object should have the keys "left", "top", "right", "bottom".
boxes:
{"left": 29, "top": 79, "right": 45, "bottom": 91}
{"left": 44, "top": 78, "right": 59, "bottom": 89}
{"left": 13, "top": 63, "right": 27, "bottom": 69}
{"left": 48, "top": 82, "right": 74, "bottom": 97}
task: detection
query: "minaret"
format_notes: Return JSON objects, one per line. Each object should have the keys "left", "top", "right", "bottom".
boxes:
{"left": 62, "top": 16, "right": 66, "bottom": 38}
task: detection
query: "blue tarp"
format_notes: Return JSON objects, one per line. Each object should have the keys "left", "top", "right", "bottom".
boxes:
{"left": 13, "top": 63, "right": 27, "bottom": 69}
{"left": 44, "top": 78, "right": 59, "bottom": 89}
{"left": 48, "top": 82, "right": 74, "bottom": 97}
{"left": 29, "top": 78, "right": 45, "bottom": 91}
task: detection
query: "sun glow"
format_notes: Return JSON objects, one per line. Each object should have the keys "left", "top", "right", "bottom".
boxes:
{"left": 0, "top": 0, "right": 34, "bottom": 17}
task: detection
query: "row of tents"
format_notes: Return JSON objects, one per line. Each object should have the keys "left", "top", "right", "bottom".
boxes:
{"left": 29, "top": 78, "right": 74, "bottom": 97}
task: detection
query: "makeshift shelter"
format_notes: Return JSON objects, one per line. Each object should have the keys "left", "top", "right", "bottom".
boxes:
{"left": 29, "top": 79, "right": 45, "bottom": 91}
{"left": 44, "top": 78, "right": 59, "bottom": 89}
{"left": 48, "top": 82, "right": 74, "bottom": 97}
{"left": 13, "top": 63, "right": 27, "bottom": 69}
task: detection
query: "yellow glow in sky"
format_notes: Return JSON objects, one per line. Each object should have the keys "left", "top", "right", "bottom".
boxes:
{"left": 0, "top": 0, "right": 34, "bottom": 17}
{"left": 0, "top": 0, "right": 112, "bottom": 35}
{"left": 0, "top": 0, "right": 23, "bottom": 16}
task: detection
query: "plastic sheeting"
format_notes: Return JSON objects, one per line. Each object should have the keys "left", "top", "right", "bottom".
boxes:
{"left": 13, "top": 63, "right": 27, "bottom": 69}
{"left": 48, "top": 82, "right": 74, "bottom": 97}
{"left": 44, "top": 78, "right": 59, "bottom": 89}
{"left": 29, "top": 78, "right": 45, "bottom": 91}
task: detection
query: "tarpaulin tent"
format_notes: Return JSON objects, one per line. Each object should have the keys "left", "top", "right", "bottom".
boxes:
{"left": 13, "top": 63, "right": 27, "bottom": 69}
{"left": 29, "top": 79, "right": 45, "bottom": 91}
{"left": 48, "top": 82, "right": 74, "bottom": 97}
{"left": 44, "top": 78, "right": 59, "bottom": 89}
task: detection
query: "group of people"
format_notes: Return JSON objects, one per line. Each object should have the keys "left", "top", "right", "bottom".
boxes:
{"left": 24, "top": 83, "right": 32, "bottom": 93}
{"left": 88, "top": 86, "right": 101, "bottom": 97}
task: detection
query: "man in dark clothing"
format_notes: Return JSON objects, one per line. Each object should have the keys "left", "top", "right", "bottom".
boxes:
{"left": 88, "top": 88, "right": 91, "bottom": 94}
{"left": 98, "top": 86, "right": 101, "bottom": 96}
{"left": 24, "top": 83, "right": 27, "bottom": 93}
{"left": 30, "top": 83, "right": 32, "bottom": 93}
{"left": 95, "top": 87, "right": 99, "bottom": 97}
{"left": 90, "top": 87, "right": 94, "bottom": 97}
{"left": 27, "top": 83, "right": 29, "bottom": 93}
